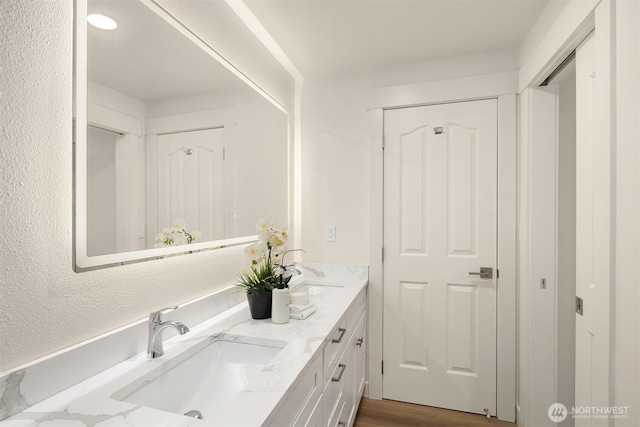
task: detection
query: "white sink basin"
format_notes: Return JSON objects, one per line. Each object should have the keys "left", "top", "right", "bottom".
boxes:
{"left": 111, "top": 335, "right": 285, "bottom": 420}
{"left": 296, "top": 283, "right": 343, "bottom": 300}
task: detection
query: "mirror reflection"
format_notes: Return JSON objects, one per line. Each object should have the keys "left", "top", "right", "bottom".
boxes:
{"left": 84, "top": 0, "right": 288, "bottom": 257}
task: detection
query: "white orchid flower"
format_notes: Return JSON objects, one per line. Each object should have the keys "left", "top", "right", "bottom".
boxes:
{"left": 256, "top": 218, "right": 274, "bottom": 233}
{"left": 172, "top": 219, "right": 187, "bottom": 231}
{"left": 154, "top": 220, "right": 201, "bottom": 247}
{"left": 172, "top": 232, "right": 188, "bottom": 246}
{"left": 153, "top": 232, "right": 172, "bottom": 247}
{"left": 258, "top": 229, "right": 274, "bottom": 245}
{"left": 245, "top": 242, "right": 268, "bottom": 265}
{"left": 270, "top": 228, "right": 288, "bottom": 247}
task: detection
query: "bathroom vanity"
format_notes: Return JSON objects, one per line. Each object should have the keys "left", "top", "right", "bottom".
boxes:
{"left": 267, "top": 283, "right": 367, "bottom": 427}
{"left": 0, "top": 264, "right": 368, "bottom": 426}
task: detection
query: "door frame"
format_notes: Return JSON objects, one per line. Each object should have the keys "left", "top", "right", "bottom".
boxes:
{"left": 367, "top": 75, "right": 518, "bottom": 422}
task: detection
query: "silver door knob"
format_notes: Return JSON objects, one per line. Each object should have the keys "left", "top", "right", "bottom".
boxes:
{"left": 469, "top": 267, "right": 493, "bottom": 279}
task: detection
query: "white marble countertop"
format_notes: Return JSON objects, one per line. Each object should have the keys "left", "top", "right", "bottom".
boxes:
{"left": 1, "top": 264, "right": 368, "bottom": 427}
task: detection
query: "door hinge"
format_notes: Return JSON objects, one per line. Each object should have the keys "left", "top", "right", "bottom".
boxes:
{"left": 576, "top": 296, "right": 584, "bottom": 315}
{"left": 381, "top": 360, "right": 384, "bottom": 375}
{"left": 381, "top": 247, "right": 384, "bottom": 262}
{"left": 382, "top": 134, "right": 385, "bottom": 149}
{"left": 497, "top": 269, "right": 500, "bottom": 279}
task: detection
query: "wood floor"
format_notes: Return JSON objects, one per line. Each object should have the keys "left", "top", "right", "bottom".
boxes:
{"left": 353, "top": 398, "right": 516, "bottom": 427}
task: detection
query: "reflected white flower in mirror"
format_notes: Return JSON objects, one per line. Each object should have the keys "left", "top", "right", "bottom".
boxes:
{"left": 154, "top": 219, "right": 202, "bottom": 248}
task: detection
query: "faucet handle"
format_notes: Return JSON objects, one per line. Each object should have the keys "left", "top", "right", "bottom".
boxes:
{"left": 149, "top": 306, "right": 178, "bottom": 324}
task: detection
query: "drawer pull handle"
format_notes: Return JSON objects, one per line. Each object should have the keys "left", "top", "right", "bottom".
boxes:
{"left": 332, "top": 328, "right": 346, "bottom": 344}
{"left": 332, "top": 363, "right": 347, "bottom": 382}
{"left": 356, "top": 337, "right": 364, "bottom": 347}
{"left": 338, "top": 422, "right": 346, "bottom": 427}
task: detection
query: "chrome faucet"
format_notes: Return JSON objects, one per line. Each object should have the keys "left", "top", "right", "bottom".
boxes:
{"left": 147, "top": 306, "right": 190, "bottom": 358}
{"left": 276, "top": 249, "right": 305, "bottom": 287}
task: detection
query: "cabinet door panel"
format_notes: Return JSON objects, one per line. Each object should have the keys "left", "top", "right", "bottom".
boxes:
{"left": 354, "top": 312, "right": 367, "bottom": 398}
{"left": 343, "top": 340, "right": 356, "bottom": 426}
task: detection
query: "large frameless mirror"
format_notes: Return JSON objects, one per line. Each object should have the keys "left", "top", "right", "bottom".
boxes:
{"left": 73, "top": 0, "right": 289, "bottom": 270}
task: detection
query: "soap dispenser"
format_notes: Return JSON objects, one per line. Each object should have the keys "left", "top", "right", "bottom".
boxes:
{"left": 271, "top": 282, "right": 290, "bottom": 324}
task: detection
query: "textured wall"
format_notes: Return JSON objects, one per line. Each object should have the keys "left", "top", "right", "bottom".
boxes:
{"left": 0, "top": 0, "right": 291, "bottom": 373}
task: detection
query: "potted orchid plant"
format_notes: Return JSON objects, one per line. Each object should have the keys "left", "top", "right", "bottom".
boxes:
{"left": 236, "top": 219, "right": 290, "bottom": 319}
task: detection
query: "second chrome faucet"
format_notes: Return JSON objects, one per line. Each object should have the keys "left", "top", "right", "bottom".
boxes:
{"left": 147, "top": 306, "right": 189, "bottom": 358}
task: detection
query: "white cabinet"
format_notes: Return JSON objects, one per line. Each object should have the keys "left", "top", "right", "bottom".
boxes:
{"left": 304, "top": 398, "right": 324, "bottom": 427}
{"left": 323, "top": 288, "right": 367, "bottom": 427}
{"left": 268, "top": 286, "right": 367, "bottom": 427}
{"left": 353, "top": 314, "right": 367, "bottom": 400}
{"left": 346, "top": 313, "right": 366, "bottom": 426}
{"left": 268, "top": 355, "right": 323, "bottom": 427}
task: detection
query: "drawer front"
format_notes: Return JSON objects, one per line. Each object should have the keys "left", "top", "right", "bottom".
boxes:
{"left": 300, "top": 396, "right": 323, "bottom": 427}
{"left": 323, "top": 354, "right": 346, "bottom": 424}
{"left": 323, "top": 318, "right": 346, "bottom": 383}
{"left": 329, "top": 397, "right": 347, "bottom": 427}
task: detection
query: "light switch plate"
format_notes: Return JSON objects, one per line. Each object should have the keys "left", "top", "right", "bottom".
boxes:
{"left": 325, "top": 226, "right": 336, "bottom": 242}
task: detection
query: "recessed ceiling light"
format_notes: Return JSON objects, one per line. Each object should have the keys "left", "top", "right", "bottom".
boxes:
{"left": 87, "top": 14, "right": 118, "bottom": 30}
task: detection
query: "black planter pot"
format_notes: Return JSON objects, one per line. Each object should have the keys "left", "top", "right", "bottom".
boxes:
{"left": 247, "top": 292, "right": 272, "bottom": 319}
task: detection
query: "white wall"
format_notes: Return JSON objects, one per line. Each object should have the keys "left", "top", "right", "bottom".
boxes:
{"left": 0, "top": 0, "right": 294, "bottom": 373}
{"left": 301, "top": 74, "right": 370, "bottom": 263}
{"left": 300, "top": 49, "right": 519, "bottom": 263}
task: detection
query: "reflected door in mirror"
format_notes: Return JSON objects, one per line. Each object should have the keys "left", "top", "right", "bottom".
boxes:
{"left": 155, "top": 128, "right": 225, "bottom": 248}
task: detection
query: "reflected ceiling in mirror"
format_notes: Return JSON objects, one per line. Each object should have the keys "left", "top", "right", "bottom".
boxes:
{"left": 74, "top": 0, "right": 289, "bottom": 270}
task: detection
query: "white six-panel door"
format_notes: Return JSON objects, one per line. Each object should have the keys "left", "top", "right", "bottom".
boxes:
{"left": 156, "top": 127, "right": 225, "bottom": 242}
{"left": 382, "top": 99, "right": 498, "bottom": 415}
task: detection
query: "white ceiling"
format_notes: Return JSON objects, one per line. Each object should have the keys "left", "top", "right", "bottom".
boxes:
{"left": 244, "top": 0, "right": 549, "bottom": 77}
{"left": 87, "top": 0, "right": 549, "bottom": 101}
{"left": 88, "top": 0, "right": 244, "bottom": 103}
